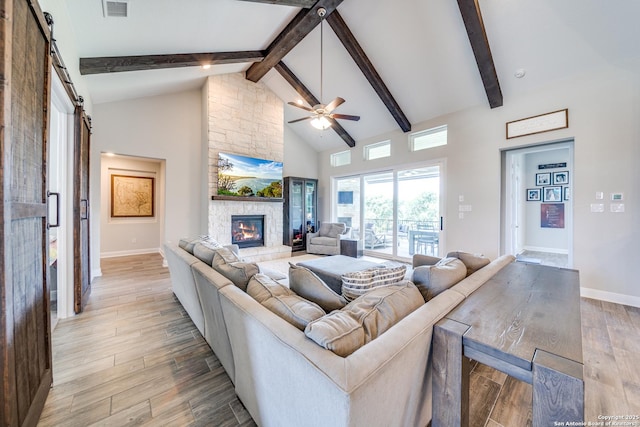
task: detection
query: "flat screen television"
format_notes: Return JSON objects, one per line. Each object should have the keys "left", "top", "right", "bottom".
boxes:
{"left": 217, "top": 152, "right": 283, "bottom": 199}
{"left": 337, "top": 191, "right": 354, "bottom": 204}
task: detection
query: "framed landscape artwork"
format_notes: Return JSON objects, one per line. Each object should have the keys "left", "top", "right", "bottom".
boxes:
{"left": 111, "top": 174, "right": 155, "bottom": 217}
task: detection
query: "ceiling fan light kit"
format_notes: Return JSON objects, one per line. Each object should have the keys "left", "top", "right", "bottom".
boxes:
{"left": 287, "top": 6, "right": 360, "bottom": 130}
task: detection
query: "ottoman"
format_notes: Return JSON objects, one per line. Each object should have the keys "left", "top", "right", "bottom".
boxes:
{"left": 297, "top": 255, "right": 381, "bottom": 294}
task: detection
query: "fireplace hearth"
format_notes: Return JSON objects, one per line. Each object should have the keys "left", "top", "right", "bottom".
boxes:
{"left": 231, "top": 215, "right": 265, "bottom": 248}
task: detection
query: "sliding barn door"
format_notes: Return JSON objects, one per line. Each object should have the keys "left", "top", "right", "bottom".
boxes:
{"left": 74, "top": 107, "right": 91, "bottom": 313}
{"left": 0, "top": 0, "right": 53, "bottom": 425}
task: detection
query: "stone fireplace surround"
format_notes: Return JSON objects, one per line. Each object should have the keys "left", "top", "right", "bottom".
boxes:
{"left": 205, "top": 73, "right": 291, "bottom": 262}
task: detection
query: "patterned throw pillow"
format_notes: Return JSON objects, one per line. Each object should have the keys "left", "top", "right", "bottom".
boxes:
{"left": 341, "top": 264, "right": 407, "bottom": 302}
{"left": 199, "top": 235, "right": 223, "bottom": 250}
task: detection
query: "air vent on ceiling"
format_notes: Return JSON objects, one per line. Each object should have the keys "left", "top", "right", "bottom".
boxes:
{"left": 103, "top": 0, "right": 129, "bottom": 18}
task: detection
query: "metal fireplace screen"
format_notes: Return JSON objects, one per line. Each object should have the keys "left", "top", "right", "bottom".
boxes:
{"left": 231, "top": 215, "right": 264, "bottom": 248}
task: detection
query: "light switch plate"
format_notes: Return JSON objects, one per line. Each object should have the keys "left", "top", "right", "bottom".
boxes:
{"left": 596, "top": 192, "right": 604, "bottom": 200}
{"left": 610, "top": 203, "right": 625, "bottom": 213}
{"left": 590, "top": 203, "right": 604, "bottom": 213}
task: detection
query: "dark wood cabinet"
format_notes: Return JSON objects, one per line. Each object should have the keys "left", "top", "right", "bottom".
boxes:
{"left": 283, "top": 177, "right": 317, "bottom": 251}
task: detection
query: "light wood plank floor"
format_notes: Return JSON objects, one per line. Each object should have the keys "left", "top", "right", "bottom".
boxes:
{"left": 38, "top": 254, "right": 640, "bottom": 426}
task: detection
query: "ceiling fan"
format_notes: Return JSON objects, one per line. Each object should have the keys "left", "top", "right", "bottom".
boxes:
{"left": 288, "top": 8, "right": 360, "bottom": 130}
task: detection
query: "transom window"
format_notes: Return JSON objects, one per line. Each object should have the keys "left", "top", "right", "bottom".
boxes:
{"left": 409, "top": 125, "right": 447, "bottom": 151}
{"left": 364, "top": 140, "right": 391, "bottom": 160}
{"left": 330, "top": 150, "right": 351, "bottom": 167}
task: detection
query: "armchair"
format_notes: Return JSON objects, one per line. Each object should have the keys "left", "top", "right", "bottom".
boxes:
{"left": 306, "top": 222, "right": 351, "bottom": 255}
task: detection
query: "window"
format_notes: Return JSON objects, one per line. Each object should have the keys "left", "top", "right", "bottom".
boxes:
{"left": 331, "top": 150, "right": 351, "bottom": 167}
{"left": 409, "top": 125, "right": 447, "bottom": 151}
{"left": 364, "top": 140, "right": 391, "bottom": 160}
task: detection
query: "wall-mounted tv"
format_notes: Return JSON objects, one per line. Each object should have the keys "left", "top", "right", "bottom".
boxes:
{"left": 337, "top": 191, "right": 354, "bottom": 204}
{"left": 217, "top": 152, "right": 283, "bottom": 199}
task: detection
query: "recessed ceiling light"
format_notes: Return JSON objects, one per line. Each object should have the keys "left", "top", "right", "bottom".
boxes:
{"left": 296, "top": 99, "right": 304, "bottom": 105}
{"left": 514, "top": 68, "right": 526, "bottom": 78}
{"left": 201, "top": 64, "right": 211, "bottom": 70}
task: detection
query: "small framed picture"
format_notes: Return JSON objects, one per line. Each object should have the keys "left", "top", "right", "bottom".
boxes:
{"left": 527, "top": 188, "right": 541, "bottom": 201}
{"left": 536, "top": 172, "right": 551, "bottom": 186}
{"left": 553, "top": 171, "right": 569, "bottom": 185}
{"left": 543, "top": 186, "right": 562, "bottom": 202}
{"left": 564, "top": 187, "right": 570, "bottom": 201}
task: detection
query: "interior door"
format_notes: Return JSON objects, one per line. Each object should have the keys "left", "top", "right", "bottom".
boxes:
{"left": 0, "top": 0, "right": 53, "bottom": 425}
{"left": 74, "top": 107, "right": 91, "bottom": 313}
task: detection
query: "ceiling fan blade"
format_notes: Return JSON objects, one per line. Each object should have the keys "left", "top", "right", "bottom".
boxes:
{"left": 288, "top": 116, "right": 313, "bottom": 124}
{"left": 287, "top": 101, "right": 315, "bottom": 112}
{"left": 331, "top": 113, "right": 360, "bottom": 121}
{"left": 324, "top": 97, "right": 345, "bottom": 114}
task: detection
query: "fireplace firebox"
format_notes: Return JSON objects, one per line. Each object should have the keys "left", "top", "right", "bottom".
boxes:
{"left": 231, "top": 215, "right": 265, "bottom": 248}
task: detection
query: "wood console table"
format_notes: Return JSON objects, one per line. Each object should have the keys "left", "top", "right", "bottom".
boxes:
{"left": 432, "top": 262, "right": 584, "bottom": 427}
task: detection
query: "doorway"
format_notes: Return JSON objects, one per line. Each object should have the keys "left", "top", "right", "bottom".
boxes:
{"left": 49, "top": 68, "right": 76, "bottom": 322}
{"left": 502, "top": 140, "right": 574, "bottom": 268}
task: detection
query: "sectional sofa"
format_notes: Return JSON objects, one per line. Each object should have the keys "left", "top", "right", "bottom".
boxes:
{"left": 164, "top": 239, "right": 515, "bottom": 427}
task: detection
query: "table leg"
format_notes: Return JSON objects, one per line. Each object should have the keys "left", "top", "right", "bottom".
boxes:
{"left": 532, "top": 350, "right": 584, "bottom": 427}
{"left": 433, "top": 319, "right": 472, "bottom": 427}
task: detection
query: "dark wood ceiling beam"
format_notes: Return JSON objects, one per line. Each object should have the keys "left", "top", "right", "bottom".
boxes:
{"left": 245, "top": 0, "right": 343, "bottom": 83}
{"left": 456, "top": 0, "right": 503, "bottom": 108}
{"left": 79, "top": 51, "right": 265, "bottom": 75}
{"left": 275, "top": 61, "right": 355, "bottom": 147}
{"left": 237, "top": 0, "right": 316, "bottom": 7}
{"left": 326, "top": 11, "right": 411, "bottom": 133}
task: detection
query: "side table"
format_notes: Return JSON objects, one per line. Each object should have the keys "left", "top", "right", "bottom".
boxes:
{"left": 340, "top": 239, "right": 363, "bottom": 258}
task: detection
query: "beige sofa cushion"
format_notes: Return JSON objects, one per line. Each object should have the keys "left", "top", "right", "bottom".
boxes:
{"left": 305, "top": 281, "right": 423, "bottom": 357}
{"left": 341, "top": 264, "right": 407, "bottom": 302}
{"left": 212, "top": 248, "right": 259, "bottom": 292}
{"left": 288, "top": 263, "right": 347, "bottom": 312}
{"left": 447, "top": 251, "right": 491, "bottom": 276}
{"left": 412, "top": 257, "right": 466, "bottom": 302}
{"left": 247, "top": 274, "right": 325, "bottom": 331}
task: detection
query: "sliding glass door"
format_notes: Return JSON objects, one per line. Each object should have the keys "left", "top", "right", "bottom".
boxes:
{"left": 363, "top": 172, "right": 393, "bottom": 256}
{"left": 333, "top": 161, "right": 443, "bottom": 260}
{"left": 397, "top": 166, "right": 441, "bottom": 258}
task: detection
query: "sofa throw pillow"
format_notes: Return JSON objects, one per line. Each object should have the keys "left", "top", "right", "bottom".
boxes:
{"left": 447, "top": 251, "right": 491, "bottom": 276}
{"left": 199, "top": 235, "right": 223, "bottom": 250}
{"left": 412, "top": 257, "right": 466, "bottom": 302}
{"left": 289, "top": 263, "right": 347, "bottom": 312}
{"left": 212, "top": 248, "right": 259, "bottom": 291}
{"left": 305, "top": 281, "right": 422, "bottom": 357}
{"left": 248, "top": 274, "right": 325, "bottom": 331}
{"left": 178, "top": 236, "right": 201, "bottom": 254}
{"left": 304, "top": 311, "right": 364, "bottom": 357}
{"left": 193, "top": 242, "right": 217, "bottom": 265}
{"left": 341, "top": 270, "right": 375, "bottom": 302}
{"left": 341, "top": 264, "right": 407, "bottom": 302}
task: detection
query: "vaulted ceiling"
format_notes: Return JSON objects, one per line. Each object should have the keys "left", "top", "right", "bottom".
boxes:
{"left": 60, "top": 0, "right": 640, "bottom": 151}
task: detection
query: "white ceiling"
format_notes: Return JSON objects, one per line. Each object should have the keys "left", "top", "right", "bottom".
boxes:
{"left": 63, "top": 0, "right": 640, "bottom": 151}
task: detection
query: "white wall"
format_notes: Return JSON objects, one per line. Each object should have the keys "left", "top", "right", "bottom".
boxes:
{"left": 38, "top": 0, "right": 93, "bottom": 114}
{"left": 283, "top": 126, "right": 319, "bottom": 179}
{"left": 319, "top": 63, "right": 640, "bottom": 304}
{"left": 100, "top": 155, "right": 163, "bottom": 257}
{"left": 91, "top": 90, "right": 205, "bottom": 272}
